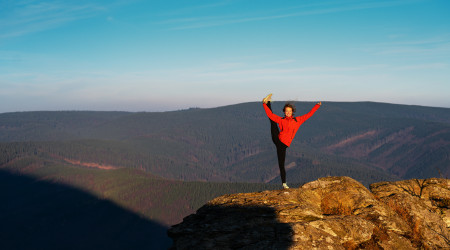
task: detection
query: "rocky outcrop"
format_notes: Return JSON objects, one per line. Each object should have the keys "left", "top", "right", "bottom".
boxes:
{"left": 168, "top": 177, "right": 449, "bottom": 249}
{"left": 370, "top": 178, "right": 450, "bottom": 249}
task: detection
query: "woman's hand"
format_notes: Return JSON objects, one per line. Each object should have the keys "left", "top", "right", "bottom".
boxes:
{"left": 317, "top": 102, "right": 322, "bottom": 106}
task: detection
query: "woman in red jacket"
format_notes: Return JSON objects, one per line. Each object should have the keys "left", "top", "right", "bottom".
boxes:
{"left": 262, "top": 94, "right": 321, "bottom": 189}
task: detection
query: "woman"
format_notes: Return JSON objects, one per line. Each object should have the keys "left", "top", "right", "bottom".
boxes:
{"left": 262, "top": 94, "right": 321, "bottom": 189}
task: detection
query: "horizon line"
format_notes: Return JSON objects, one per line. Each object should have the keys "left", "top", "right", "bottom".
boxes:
{"left": 1, "top": 100, "right": 449, "bottom": 114}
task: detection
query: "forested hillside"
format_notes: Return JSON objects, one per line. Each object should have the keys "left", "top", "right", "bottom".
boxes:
{"left": 1, "top": 102, "right": 448, "bottom": 186}
{"left": 0, "top": 154, "right": 278, "bottom": 248}
{"left": 1, "top": 101, "right": 449, "bottom": 246}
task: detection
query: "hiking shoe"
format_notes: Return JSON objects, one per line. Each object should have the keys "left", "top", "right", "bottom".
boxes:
{"left": 282, "top": 183, "right": 289, "bottom": 189}
{"left": 263, "top": 94, "right": 272, "bottom": 104}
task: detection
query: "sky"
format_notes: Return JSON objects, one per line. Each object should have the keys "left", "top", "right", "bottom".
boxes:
{"left": 1, "top": 0, "right": 449, "bottom": 113}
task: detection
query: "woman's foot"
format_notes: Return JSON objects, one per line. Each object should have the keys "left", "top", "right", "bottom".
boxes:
{"left": 263, "top": 94, "right": 272, "bottom": 104}
{"left": 282, "top": 183, "right": 289, "bottom": 189}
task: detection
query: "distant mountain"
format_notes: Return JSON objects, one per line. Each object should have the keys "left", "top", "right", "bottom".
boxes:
{"left": 1, "top": 101, "right": 449, "bottom": 244}
{"left": 1, "top": 101, "right": 449, "bottom": 186}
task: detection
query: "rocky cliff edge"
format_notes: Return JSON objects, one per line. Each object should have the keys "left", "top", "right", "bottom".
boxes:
{"left": 168, "top": 177, "right": 449, "bottom": 249}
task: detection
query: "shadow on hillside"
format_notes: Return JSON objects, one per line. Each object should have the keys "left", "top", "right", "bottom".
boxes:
{"left": 168, "top": 203, "right": 294, "bottom": 249}
{"left": 0, "top": 169, "right": 171, "bottom": 250}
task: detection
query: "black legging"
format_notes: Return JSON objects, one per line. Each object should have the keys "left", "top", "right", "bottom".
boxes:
{"left": 267, "top": 101, "right": 288, "bottom": 183}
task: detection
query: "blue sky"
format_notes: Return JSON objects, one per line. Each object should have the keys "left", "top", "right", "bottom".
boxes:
{"left": 1, "top": 0, "right": 449, "bottom": 112}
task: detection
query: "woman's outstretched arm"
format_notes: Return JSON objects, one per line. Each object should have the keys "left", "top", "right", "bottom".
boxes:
{"left": 296, "top": 102, "right": 321, "bottom": 123}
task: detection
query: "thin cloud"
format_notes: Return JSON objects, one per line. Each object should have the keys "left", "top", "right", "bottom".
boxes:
{"left": 374, "top": 41, "right": 450, "bottom": 56}
{"left": 0, "top": 1, "right": 109, "bottom": 39}
{"left": 195, "top": 64, "right": 388, "bottom": 79}
{"left": 393, "top": 63, "right": 448, "bottom": 71}
{"left": 161, "top": 0, "right": 423, "bottom": 30}
{"left": 353, "top": 35, "right": 450, "bottom": 57}
{"left": 157, "top": 0, "right": 235, "bottom": 17}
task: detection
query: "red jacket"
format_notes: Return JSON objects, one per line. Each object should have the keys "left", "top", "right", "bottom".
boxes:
{"left": 263, "top": 103, "right": 320, "bottom": 147}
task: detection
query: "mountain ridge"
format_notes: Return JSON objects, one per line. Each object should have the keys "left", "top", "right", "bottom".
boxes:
{"left": 1, "top": 101, "right": 449, "bottom": 248}
{"left": 1, "top": 101, "right": 449, "bottom": 185}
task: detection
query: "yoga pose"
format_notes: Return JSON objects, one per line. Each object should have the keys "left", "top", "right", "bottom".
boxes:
{"left": 262, "top": 94, "right": 321, "bottom": 189}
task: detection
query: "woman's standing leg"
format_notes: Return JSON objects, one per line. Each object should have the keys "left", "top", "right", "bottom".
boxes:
{"left": 276, "top": 143, "right": 287, "bottom": 184}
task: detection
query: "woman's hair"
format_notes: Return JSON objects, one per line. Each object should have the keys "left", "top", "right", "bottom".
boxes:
{"left": 283, "top": 102, "right": 296, "bottom": 114}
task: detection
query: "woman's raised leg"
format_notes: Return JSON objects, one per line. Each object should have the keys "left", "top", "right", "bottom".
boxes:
{"left": 267, "top": 101, "right": 280, "bottom": 145}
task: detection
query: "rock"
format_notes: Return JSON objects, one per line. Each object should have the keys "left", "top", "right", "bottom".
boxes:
{"left": 371, "top": 178, "right": 450, "bottom": 249}
{"left": 168, "top": 177, "right": 450, "bottom": 249}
